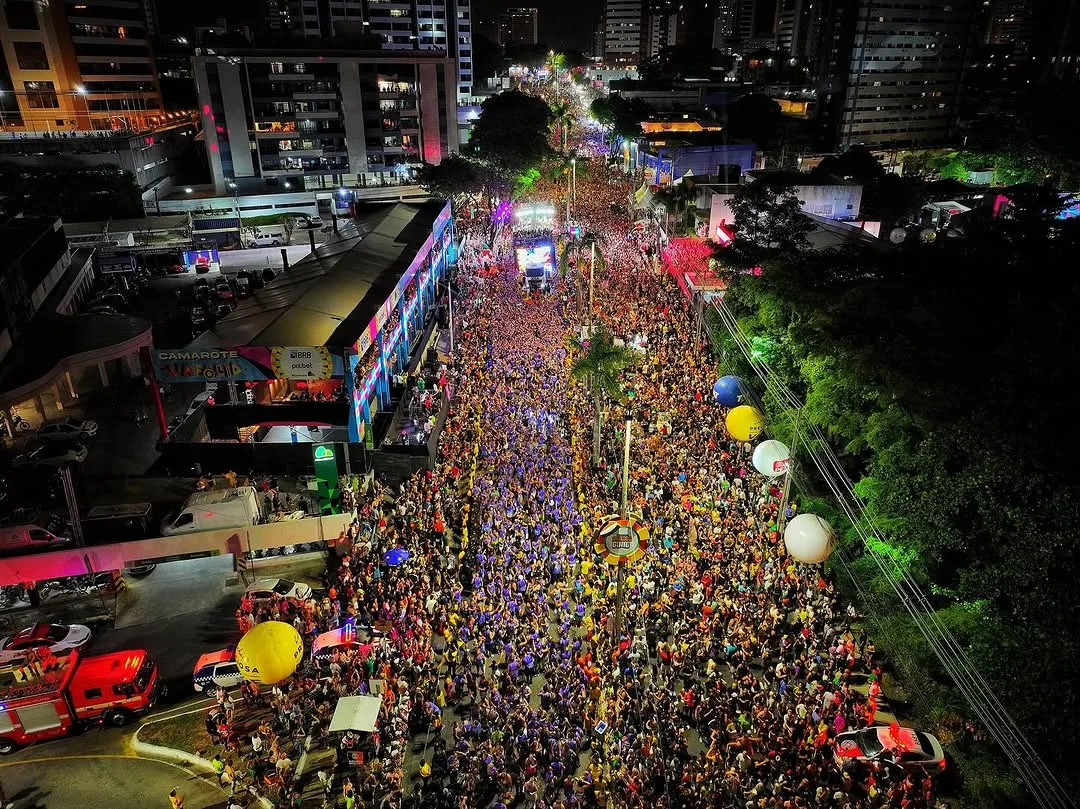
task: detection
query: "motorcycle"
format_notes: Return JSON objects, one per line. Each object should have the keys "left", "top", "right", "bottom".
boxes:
{"left": 11, "top": 414, "right": 32, "bottom": 433}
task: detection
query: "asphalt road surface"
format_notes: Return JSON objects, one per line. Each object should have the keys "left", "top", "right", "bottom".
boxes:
{"left": 0, "top": 754, "right": 229, "bottom": 809}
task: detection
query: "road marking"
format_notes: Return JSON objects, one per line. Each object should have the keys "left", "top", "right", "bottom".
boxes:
{"left": 142, "top": 697, "right": 214, "bottom": 722}
{"left": 0, "top": 752, "right": 229, "bottom": 791}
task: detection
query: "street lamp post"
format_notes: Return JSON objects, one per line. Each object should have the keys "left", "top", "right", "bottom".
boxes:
{"left": 228, "top": 179, "right": 244, "bottom": 237}
{"left": 565, "top": 168, "right": 571, "bottom": 224}
{"left": 571, "top": 157, "right": 577, "bottom": 206}
{"left": 611, "top": 405, "right": 633, "bottom": 642}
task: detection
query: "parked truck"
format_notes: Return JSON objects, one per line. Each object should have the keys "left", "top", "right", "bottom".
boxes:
{"left": 0, "top": 647, "right": 159, "bottom": 753}
{"left": 160, "top": 486, "right": 262, "bottom": 536}
{"left": 80, "top": 503, "right": 154, "bottom": 545}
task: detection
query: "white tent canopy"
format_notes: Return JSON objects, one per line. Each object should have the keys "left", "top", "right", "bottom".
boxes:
{"left": 328, "top": 695, "right": 383, "bottom": 733}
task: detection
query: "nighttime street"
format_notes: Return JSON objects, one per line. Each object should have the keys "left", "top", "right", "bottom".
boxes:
{"left": 3, "top": 1, "right": 1080, "bottom": 808}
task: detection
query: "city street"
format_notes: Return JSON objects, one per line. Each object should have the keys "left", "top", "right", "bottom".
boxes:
{"left": 0, "top": 754, "right": 228, "bottom": 809}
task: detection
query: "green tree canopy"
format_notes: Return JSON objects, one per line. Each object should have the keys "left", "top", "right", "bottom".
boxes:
{"left": 711, "top": 197, "right": 1080, "bottom": 805}
{"left": 726, "top": 179, "right": 812, "bottom": 257}
{"left": 589, "top": 95, "right": 653, "bottom": 143}
{"left": 726, "top": 93, "right": 783, "bottom": 148}
{"left": 469, "top": 90, "right": 552, "bottom": 174}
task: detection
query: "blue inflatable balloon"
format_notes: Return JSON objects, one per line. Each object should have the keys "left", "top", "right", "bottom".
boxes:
{"left": 712, "top": 376, "right": 742, "bottom": 407}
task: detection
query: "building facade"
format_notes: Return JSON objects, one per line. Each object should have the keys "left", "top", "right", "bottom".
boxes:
{"left": 0, "top": 0, "right": 162, "bottom": 133}
{"left": 814, "top": 0, "right": 979, "bottom": 149}
{"left": 643, "top": 0, "right": 679, "bottom": 60}
{"left": 193, "top": 48, "right": 458, "bottom": 193}
{"left": 260, "top": 0, "right": 473, "bottom": 98}
{"left": 604, "top": 0, "right": 644, "bottom": 63}
{"left": 498, "top": 8, "right": 539, "bottom": 46}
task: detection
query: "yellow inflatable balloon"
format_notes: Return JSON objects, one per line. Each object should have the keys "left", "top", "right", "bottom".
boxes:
{"left": 726, "top": 405, "right": 765, "bottom": 442}
{"left": 235, "top": 620, "right": 304, "bottom": 684}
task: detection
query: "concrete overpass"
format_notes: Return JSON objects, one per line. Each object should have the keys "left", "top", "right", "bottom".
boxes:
{"left": 0, "top": 513, "right": 352, "bottom": 586}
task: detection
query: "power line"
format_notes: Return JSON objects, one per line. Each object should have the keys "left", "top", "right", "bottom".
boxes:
{"left": 705, "top": 296, "right": 1076, "bottom": 809}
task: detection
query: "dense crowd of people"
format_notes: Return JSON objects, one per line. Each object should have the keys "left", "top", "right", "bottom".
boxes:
{"left": 191, "top": 114, "right": 941, "bottom": 808}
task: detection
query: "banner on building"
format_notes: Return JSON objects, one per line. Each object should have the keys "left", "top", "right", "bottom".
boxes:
{"left": 151, "top": 346, "right": 345, "bottom": 381}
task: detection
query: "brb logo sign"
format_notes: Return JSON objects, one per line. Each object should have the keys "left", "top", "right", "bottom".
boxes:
{"left": 595, "top": 515, "right": 649, "bottom": 566}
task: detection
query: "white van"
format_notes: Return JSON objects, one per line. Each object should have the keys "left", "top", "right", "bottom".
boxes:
{"left": 160, "top": 487, "right": 263, "bottom": 536}
{"left": 245, "top": 226, "right": 288, "bottom": 249}
{"left": 0, "top": 524, "right": 73, "bottom": 555}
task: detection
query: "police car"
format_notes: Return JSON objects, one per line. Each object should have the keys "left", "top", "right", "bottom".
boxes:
{"left": 192, "top": 648, "right": 244, "bottom": 692}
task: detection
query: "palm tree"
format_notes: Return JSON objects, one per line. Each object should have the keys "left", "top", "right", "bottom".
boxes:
{"left": 561, "top": 231, "right": 604, "bottom": 316}
{"left": 571, "top": 324, "right": 635, "bottom": 466}
{"left": 550, "top": 101, "right": 574, "bottom": 152}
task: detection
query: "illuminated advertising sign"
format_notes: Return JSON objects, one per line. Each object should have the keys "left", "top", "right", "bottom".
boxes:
{"left": 151, "top": 346, "right": 344, "bottom": 381}
{"left": 183, "top": 249, "right": 220, "bottom": 273}
{"left": 515, "top": 242, "right": 556, "bottom": 278}
{"left": 433, "top": 201, "right": 452, "bottom": 237}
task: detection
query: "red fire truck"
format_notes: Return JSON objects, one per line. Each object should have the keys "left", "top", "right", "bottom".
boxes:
{"left": 0, "top": 647, "right": 159, "bottom": 754}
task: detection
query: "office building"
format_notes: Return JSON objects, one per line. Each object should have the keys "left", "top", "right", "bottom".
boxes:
{"left": 260, "top": 0, "right": 473, "bottom": 98}
{"left": 193, "top": 47, "right": 459, "bottom": 194}
{"left": 643, "top": 0, "right": 679, "bottom": 59}
{"left": 775, "top": 0, "right": 813, "bottom": 60}
{"left": 593, "top": 21, "right": 607, "bottom": 59}
{"left": 604, "top": 0, "right": 644, "bottom": 63}
{"left": 497, "top": 8, "right": 538, "bottom": 46}
{"left": 814, "top": 0, "right": 979, "bottom": 149}
{"left": 985, "top": 0, "right": 1034, "bottom": 53}
{"left": 0, "top": 0, "right": 162, "bottom": 133}
{"left": 713, "top": 0, "right": 737, "bottom": 48}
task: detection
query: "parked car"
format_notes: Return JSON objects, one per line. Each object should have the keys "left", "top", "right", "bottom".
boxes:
{"left": 237, "top": 270, "right": 264, "bottom": 290}
{"left": 12, "top": 443, "right": 89, "bottom": 468}
{"left": 245, "top": 578, "right": 313, "bottom": 603}
{"left": 37, "top": 417, "right": 98, "bottom": 442}
{"left": 835, "top": 725, "right": 946, "bottom": 771}
{"left": 192, "top": 648, "right": 243, "bottom": 691}
{"left": 233, "top": 275, "right": 252, "bottom": 297}
{"left": 88, "top": 292, "right": 128, "bottom": 311}
{"left": 246, "top": 229, "right": 285, "bottom": 248}
{"left": 167, "top": 263, "right": 188, "bottom": 275}
{"left": 292, "top": 214, "right": 324, "bottom": 230}
{"left": 213, "top": 280, "right": 234, "bottom": 301}
{"left": 0, "top": 623, "right": 92, "bottom": 665}
{"left": 214, "top": 303, "right": 231, "bottom": 319}
{"left": 193, "top": 277, "right": 212, "bottom": 293}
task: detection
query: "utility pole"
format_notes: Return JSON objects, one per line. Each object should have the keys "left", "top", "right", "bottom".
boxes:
{"left": 613, "top": 407, "right": 633, "bottom": 641}
{"left": 777, "top": 409, "right": 802, "bottom": 534}
{"left": 59, "top": 466, "right": 84, "bottom": 547}
{"left": 588, "top": 240, "right": 595, "bottom": 317}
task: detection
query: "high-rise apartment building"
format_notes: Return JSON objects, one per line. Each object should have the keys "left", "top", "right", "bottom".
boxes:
{"left": 193, "top": 47, "right": 458, "bottom": 193}
{"left": 604, "top": 0, "right": 643, "bottom": 63}
{"left": 814, "top": 0, "right": 979, "bottom": 149}
{"left": 497, "top": 8, "right": 538, "bottom": 46}
{"left": 593, "top": 21, "right": 606, "bottom": 59}
{"left": 643, "top": 0, "right": 679, "bottom": 59}
{"left": 985, "top": 0, "right": 1034, "bottom": 53}
{"left": 775, "top": 0, "right": 814, "bottom": 60}
{"left": 0, "top": 0, "right": 162, "bottom": 133}
{"left": 712, "top": 0, "right": 737, "bottom": 48}
{"left": 260, "top": 0, "right": 473, "bottom": 98}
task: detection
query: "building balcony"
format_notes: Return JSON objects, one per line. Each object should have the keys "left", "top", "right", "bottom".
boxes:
{"left": 294, "top": 110, "right": 341, "bottom": 120}
{"left": 292, "top": 92, "right": 338, "bottom": 101}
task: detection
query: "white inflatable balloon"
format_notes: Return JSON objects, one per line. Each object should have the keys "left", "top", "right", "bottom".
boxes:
{"left": 753, "top": 439, "right": 791, "bottom": 478}
{"left": 784, "top": 513, "right": 834, "bottom": 564}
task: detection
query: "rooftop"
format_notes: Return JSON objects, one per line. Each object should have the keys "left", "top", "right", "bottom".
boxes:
{"left": 747, "top": 169, "right": 859, "bottom": 187}
{"left": 188, "top": 201, "right": 444, "bottom": 350}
